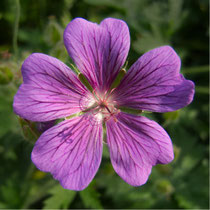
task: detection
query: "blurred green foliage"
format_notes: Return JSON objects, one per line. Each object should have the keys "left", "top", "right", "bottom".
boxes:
{"left": 0, "top": 0, "right": 209, "bottom": 209}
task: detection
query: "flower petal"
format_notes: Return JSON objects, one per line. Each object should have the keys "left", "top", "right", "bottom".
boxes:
{"left": 63, "top": 18, "right": 130, "bottom": 91}
{"left": 31, "top": 114, "right": 103, "bottom": 191}
{"left": 106, "top": 112, "right": 174, "bottom": 186}
{"left": 112, "top": 46, "right": 195, "bottom": 112}
{"left": 13, "top": 53, "right": 90, "bottom": 121}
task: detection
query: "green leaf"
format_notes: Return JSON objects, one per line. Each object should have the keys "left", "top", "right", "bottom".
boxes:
{"left": 0, "top": 202, "right": 7, "bottom": 209}
{"left": 133, "top": 31, "right": 169, "bottom": 53}
{"left": 43, "top": 185, "right": 76, "bottom": 209}
{"left": 120, "top": 106, "right": 143, "bottom": 115}
{"left": 78, "top": 73, "right": 93, "bottom": 92}
{"left": 110, "top": 68, "right": 126, "bottom": 90}
{"left": 0, "top": 66, "right": 13, "bottom": 85}
{"left": 163, "top": 110, "right": 180, "bottom": 121}
{"left": 182, "top": 65, "right": 209, "bottom": 74}
{"left": 80, "top": 182, "right": 103, "bottom": 209}
{"left": 49, "top": 42, "right": 68, "bottom": 62}
{"left": 0, "top": 86, "right": 18, "bottom": 137}
{"left": 195, "top": 86, "right": 209, "bottom": 94}
{"left": 0, "top": 180, "right": 22, "bottom": 208}
{"left": 18, "top": 118, "right": 41, "bottom": 143}
{"left": 156, "top": 179, "right": 174, "bottom": 195}
{"left": 43, "top": 18, "right": 63, "bottom": 46}
{"left": 84, "top": 0, "right": 124, "bottom": 10}
{"left": 173, "top": 159, "right": 209, "bottom": 209}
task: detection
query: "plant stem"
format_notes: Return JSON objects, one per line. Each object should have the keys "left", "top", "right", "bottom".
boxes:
{"left": 13, "top": 0, "right": 20, "bottom": 57}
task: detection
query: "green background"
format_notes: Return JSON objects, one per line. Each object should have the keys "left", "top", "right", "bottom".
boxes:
{"left": 0, "top": 0, "right": 209, "bottom": 209}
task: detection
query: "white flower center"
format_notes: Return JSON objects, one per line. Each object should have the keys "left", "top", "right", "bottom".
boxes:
{"left": 84, "top": 90, "right": 119, "bottom": 122}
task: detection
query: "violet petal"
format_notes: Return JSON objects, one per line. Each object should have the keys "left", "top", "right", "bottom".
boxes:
{"left": 106, "top": 112, "right": 174, "bottom": 186}
{"left": 13, "top": 53, "right": 89, "bottom": 122}
{"left": 31, "top": 114, "right": 103, "bottom": 191}
{"left": 112, "top": 46, "right": 195, "bottom": 112}
{"left": 63, "top": 18, "right": 130, "bottom": 91}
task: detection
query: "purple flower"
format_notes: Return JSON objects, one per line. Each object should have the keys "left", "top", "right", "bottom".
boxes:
{"left": 13, "top": 18, "right": 195, "bottom": 191}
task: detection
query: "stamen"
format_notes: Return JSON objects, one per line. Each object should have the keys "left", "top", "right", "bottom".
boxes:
{"left": 105, "top": 106, "right": 111, "bottom": 113}
{"left": 84, "top": 89, "right": 119, "bottom": 122}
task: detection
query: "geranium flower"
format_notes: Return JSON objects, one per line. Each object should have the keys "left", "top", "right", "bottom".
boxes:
{"left": 13, "top": 18, "right": 194, "bottom": 190}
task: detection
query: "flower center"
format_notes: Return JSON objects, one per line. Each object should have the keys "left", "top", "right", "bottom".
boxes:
{"left": 83, "top": 90, "right": 119, "bottom": 122}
